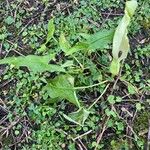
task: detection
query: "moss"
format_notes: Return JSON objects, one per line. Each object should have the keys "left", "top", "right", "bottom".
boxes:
{"left": 1, "top": 135, "right": 13, "bottom": 147}
{"left": 110, "top": 139, "right": 129, "bottom": 150}
{"left": 134, "top": 110, "right": 150, "bottom": 139}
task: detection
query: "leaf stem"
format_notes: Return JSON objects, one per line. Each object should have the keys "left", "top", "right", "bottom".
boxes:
{"left": 46, "top": 80, "right": 108, "bottom": 91}
{"left": 88, "top": 84, "right": 110, "bottom": 110}
{"left": 74, "top": 80, "right": 108, "bottom": 90}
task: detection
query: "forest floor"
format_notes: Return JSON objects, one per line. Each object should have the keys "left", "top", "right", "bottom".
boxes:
{"left": 0, "top": 0, "right": 150, "bottom": 150}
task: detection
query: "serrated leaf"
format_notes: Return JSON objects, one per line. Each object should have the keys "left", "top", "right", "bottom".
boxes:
{"left": 0, "top": 55, "right": 65, "bottom": 73}
{"left": 63, "top": 107, "right": 90, "bottom": 126}
{"left": 43, "top": 75, "right": 80, "bottom": 107}
{"left": 46, "top": 18, "right": 55, "bottom": 43}
{"left": 110, "top": 0, "right": 138, "bottom": 75}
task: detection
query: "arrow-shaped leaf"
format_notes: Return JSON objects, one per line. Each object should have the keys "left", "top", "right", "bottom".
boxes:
{"left": 59, "top": 29, "right": 114, "bottom": 56}
{"left": 43, "top": 75, "right": 80, "bottom": 107}
{"left": 0, "top": 55, "right": 65, "bottom": 73}
{"left": 84, "top": 29, "right": 114, "bottom": 50}
{"left": 63, "top": 107, "right": 90, "bottom": 126}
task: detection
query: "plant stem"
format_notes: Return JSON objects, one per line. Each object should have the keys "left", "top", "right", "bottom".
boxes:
{"left": 74, "top": 80, "right": 108, "bottom": 90}
{"left": 88, "top": 84, "right": 110, "bottom": 110}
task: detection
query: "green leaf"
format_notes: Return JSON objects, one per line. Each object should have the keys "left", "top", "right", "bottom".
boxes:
{"left": 127, "top": 83, "right": 138, "bottom": 94}
{"left": 110, "top": 0, "right": 138, "bottom": 75}
{"left": 37, "top": 18, "right": 55, "bottom": 52}
{"left": 85, "top": 29, "right": 114, "bottom": 50}
{"left": 107, "top": 119, "right": 114, "bottom": 127}
{"left": 46, "top": 18, "right": 55, "bottom": 43}
{"left": 116, "top": 96, "right": 122, "bottom": 102}
{"left": 59, "top": 33, "right": 71, "bottom": 53}
{"left": 61, "top": 29, "right": 114, "bottom": 56}
{"left": 61, "top": 60, "right": 73, "bottom": 67}
{"left": 136, "top": 103, "right": 142, "bottom": 111}
{"left": 37, "top": 44, "right": 47, "bottom": 53}
{"left": 14, "top": 130, "right": 20, "bottom": 136}
{"left": 5, "top": 16, "right": 15, "bottom": 25}
{"left": 116, "top": 122, "right": 124, "bottom": 131}
{"left": 66, "top": 42, "right": 89, "bottom": 55}
{"left": 63, "top": 107, "right": 90, "bottom": 126}
{"left": 108, "top": 95, "right": 115, "bottom": 104}
{"left": 43, "top": 75, "right": 80, "bottom": 107}
{"left": 79, "top": 33, "right": 91, "bottom": 39}
{"left": 0, "top": 34, "right": 7, "bottom": 40}
{"left": 0, "top": 55, "right": 65, "bottom": 73}
{"left": 105, "top": 108, "right": 117, "bottom": 118}
{"left": 110, "top": 59, "right": 120, "bottom": 75}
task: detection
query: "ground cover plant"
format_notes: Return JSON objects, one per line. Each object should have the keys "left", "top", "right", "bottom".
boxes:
{"left": 0, "top": 0, "right": 150, "bottom": 149}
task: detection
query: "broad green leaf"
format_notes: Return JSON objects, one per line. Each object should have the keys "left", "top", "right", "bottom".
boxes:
{"left": 63, "top": 107, "right": 90, "bottom": 126}
{"left": 43, "top": 75, "right": 80, "bottom": 107}
{"left": 66, "top": 42, "right": 89, "bottom": 55}
{"left": 79, "top": 33, "right": 91, "bottom": 39}
{"left": 110, "top": 0, "right": 138, "bottom": 75}
{"left": 107, "top": 95, "right": 115, "bottom": 104}
{"left": 46, "top": 18, "right": 55, "bottom": 43}
{"left": 59, "top": 33, "right": 71, "bottom": 53}
{"left": 37, "top": 44, "right": 47, "bottom": 53}
{"left": 0, "top": 55, "right": 65, "bottom": 73}
{"left": 136, "top": 103, "right": 142, "bottom": 111}
{"left": 60, "top": 29, "right": 114, "bottom": 56}
{"left": 86, "top": 29, "right": 114, "bottom": 50}
{"left": 61, "top": 60, "right": 73, "bottom": 67}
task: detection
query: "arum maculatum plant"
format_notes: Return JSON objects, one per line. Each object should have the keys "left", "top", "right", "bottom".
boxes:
{"left": 110, "top": 0, "right": 138, "bottom": 75}
{"left": 0, "top": 0, "right": 138, "bottom": 126}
